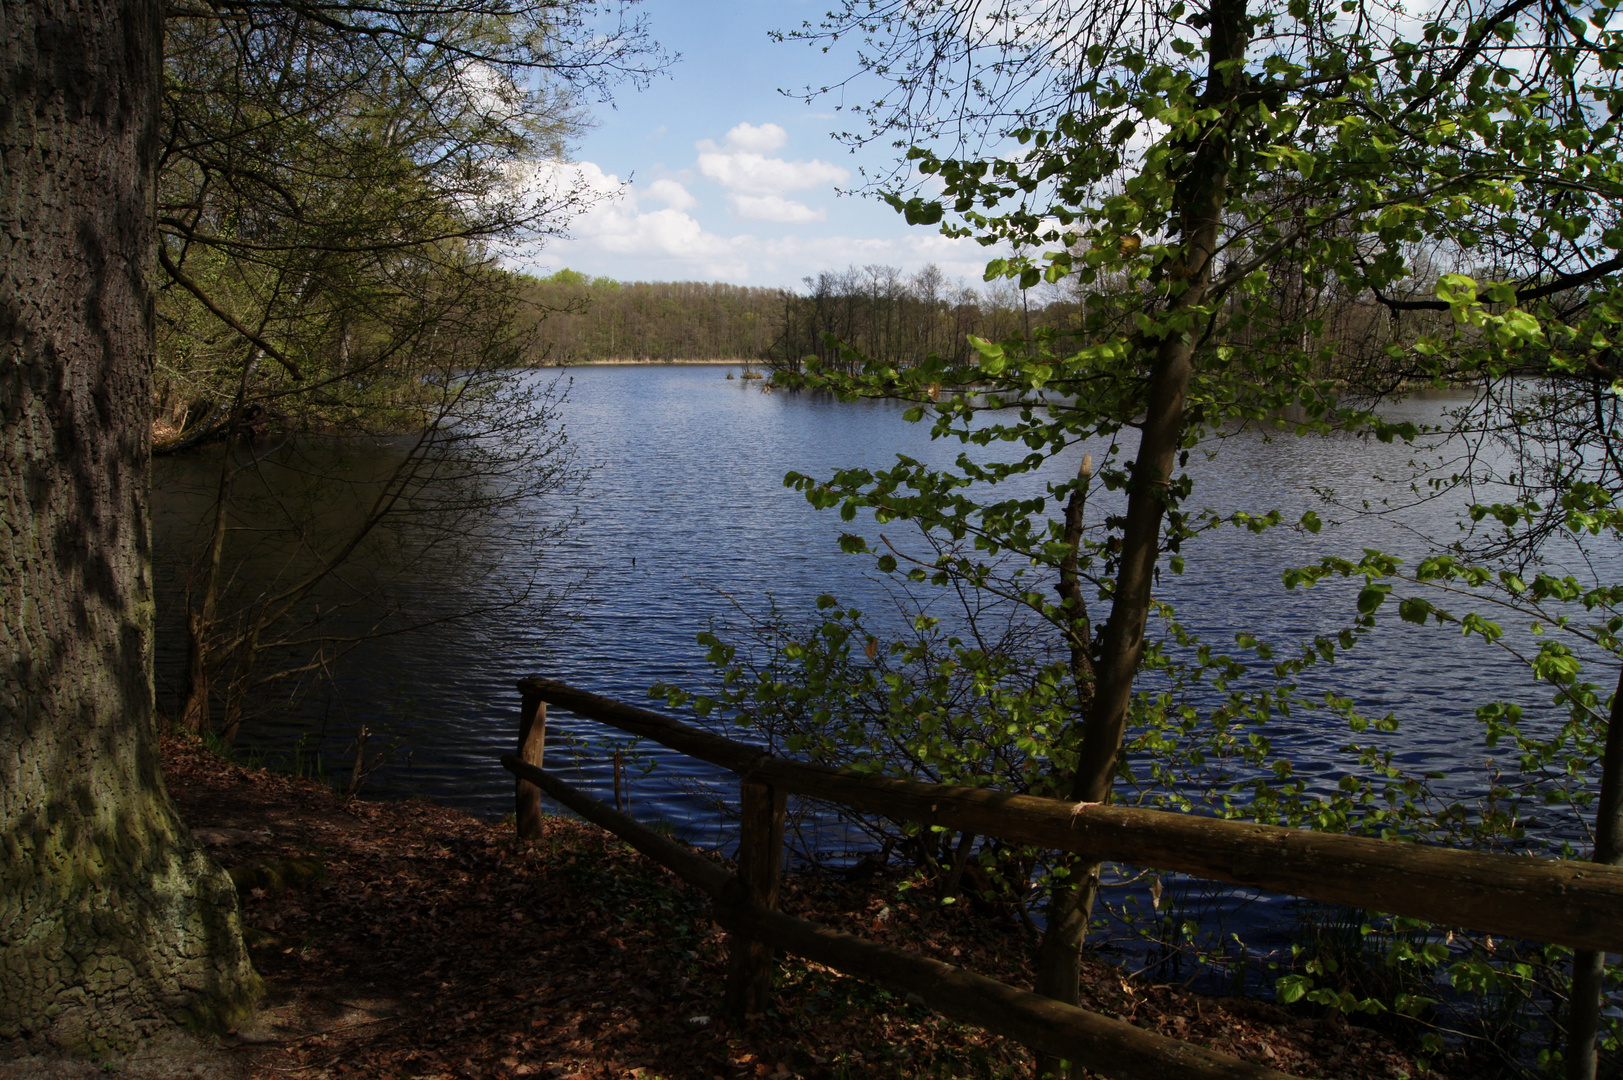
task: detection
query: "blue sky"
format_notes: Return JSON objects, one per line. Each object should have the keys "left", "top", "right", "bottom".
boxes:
{"left": 511, "top": 0, "right": 998, "bottom": 289}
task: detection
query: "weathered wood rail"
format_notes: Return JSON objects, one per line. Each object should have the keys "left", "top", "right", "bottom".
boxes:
{"left": 501, "top": 676, "right": 1623, "bottom": 1080}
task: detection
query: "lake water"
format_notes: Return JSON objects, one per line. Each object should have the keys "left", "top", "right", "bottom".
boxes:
{"left": 152, "top": 363, "right": 1617, "bottom": 977}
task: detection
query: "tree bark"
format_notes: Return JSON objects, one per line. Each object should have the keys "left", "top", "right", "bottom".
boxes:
{"left": 0, "top": 0, "right": 261, "bottom": 1055}
{"left": 1566, "top": 666, "right": 1623, "bottom": 1080}
{"left": 1034, "top": 5, "right": 1250, "bottom": 1074}
{"left": 1034, "top": 454, "right": 1098, "bottom": 1070}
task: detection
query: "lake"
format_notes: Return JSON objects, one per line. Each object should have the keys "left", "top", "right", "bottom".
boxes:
{"left": 152, "top": 363, "right": 1615, "bottom": 974}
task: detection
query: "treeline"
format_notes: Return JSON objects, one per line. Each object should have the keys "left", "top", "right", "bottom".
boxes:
{"left": 520, "top": 263, "right": 1429, "bottom": 394}
{"left": 764, "top": 264, "right": 1049, "bottom": 373}
{"left": 520, "top": 264, "right": 1073, "bottom": 367}
{"left": 520, "top": 271, "right": 786, "bottom": 363}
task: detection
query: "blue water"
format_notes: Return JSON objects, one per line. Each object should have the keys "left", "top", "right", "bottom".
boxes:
{"left": 152, "top": 365, "right": 1617, "bottom": 980}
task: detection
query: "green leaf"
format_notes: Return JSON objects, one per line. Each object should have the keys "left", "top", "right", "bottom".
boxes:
{"left": 1277, "top": 974, "right": 1311, "bottom": 1004}
{"left": 1356, "top": 582, "right": 1392, "bottom": 614}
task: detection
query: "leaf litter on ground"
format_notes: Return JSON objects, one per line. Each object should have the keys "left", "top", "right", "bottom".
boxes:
{"left": 158, "top": 737, "right": 1449, "bottom": 1080}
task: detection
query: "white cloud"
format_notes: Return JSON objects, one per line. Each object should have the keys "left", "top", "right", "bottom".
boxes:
{"left": 577, "top": 199, "right": 741, "bottom": 272}
{"left": 522, "top": 158, "right": 623, "bottom": 207}
{"left": 487, "top": 157, "right": 621, "bottom": 236}
{"left": 754, "top": 231, "right": 995, "bottom": 286}
{"left": 510, "top": 157, "right": 1008, "bottom": 287}
{"left": 728, "top": 194, "right": 824, "bottom": 223}
{"left": 695, "top": 122, "right": 849, "bottom": 196}
{"left": 716, "top": 121, "right": 788, "bottom": 154}
{"left": 456, "top": 60, "right": 524, "bottom": 125}
{"left": 697, "top": 152, "right": 849, "bottom": 196}
{"left": 519, "top": 160, "right": 749, "bottom": 279}
{"left": 643, "top": 178, "right": 696, "bottom": 210}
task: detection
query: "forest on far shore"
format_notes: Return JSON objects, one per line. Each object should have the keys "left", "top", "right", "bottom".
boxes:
{"left": 520, "top": 257, "right": 1408, "bottom": 387}
{"left": 518, "top": 263, "right": 1055, "bottom": 368}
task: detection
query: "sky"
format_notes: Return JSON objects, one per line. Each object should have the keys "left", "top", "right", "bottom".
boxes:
{"left": 509, "top": 0, "right": 1000, "bottom": 290}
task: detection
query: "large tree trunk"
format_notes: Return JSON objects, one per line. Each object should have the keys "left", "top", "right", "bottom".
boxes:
{"left": 0, "top": 0, "right": 261, "bottom": 1056}
{"left": 1031, "top": 4, "right": 1249, "bottom": 1074}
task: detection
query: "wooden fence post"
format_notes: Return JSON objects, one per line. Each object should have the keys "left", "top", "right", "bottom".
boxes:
{"left": 515, "top": 686, "right": 547, "bottom": 840}
{"left": 724, "top": 780, "right": 786, "bottom": 1017}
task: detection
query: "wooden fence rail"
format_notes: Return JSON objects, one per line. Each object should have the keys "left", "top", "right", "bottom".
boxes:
{"left": 501, "top": 754, "right": 1302, "bottom": 1080}
{"left": 514, "top": 676, "right": 1623, "bottom": 954}
{"left": 502, "top": 675, "right": 1623, "bottom": 1080}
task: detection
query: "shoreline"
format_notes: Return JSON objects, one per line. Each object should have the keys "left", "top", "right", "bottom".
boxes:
{"left": 532, "top": 358, "right": 763, "bottom": 367}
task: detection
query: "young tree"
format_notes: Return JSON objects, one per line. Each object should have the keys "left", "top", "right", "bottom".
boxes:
{"left": 680, "top": 1, "right": 1623, "bottom": 1075}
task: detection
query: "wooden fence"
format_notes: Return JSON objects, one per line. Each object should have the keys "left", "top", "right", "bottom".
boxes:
{"left": 500, "top": 676, "right": 1623, "bottom": 1080}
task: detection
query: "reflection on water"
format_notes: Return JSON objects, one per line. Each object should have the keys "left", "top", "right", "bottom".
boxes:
{"left": 153, "top": 368, "right": 1612, "bottom": 870}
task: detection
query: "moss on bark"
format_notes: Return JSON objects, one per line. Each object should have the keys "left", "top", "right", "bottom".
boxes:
{"left": 1, "top": 0, "right": 263, "bottom": 1056}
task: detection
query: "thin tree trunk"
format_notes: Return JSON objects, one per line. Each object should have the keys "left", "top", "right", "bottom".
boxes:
{"left": 941, "top": 830, "right": 978, "bottom": 900}
{"left": 1566, "top": 665, "right": 1623, "bottom": 1080}
{"left": 1034, "top": 453, "right": 1098, "bottom": 1061}
{"left": 0, "top": 0, "right": 260, "bottom": 1052}
{"left": 216, "top": 617, "right": 262, "bottom": 747}
{"left": 1032, "top": 5, "right": 1249, "bottom": 1074}
{"left": 177, "top": 341, "right": 269, "bottom": 736}
{"left": 180, "top": 432, "right": 237, "bottom": 734}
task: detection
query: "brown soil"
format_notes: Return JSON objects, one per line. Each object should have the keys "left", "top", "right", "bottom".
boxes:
{"left": 14, "top": 739, "right": 1454, "bottom": 1079}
